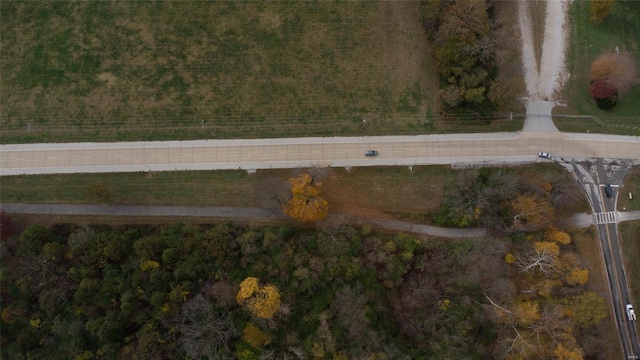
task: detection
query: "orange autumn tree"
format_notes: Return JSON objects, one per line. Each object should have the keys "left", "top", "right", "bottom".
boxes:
{"left": 284, "top": 173, "right": 329, "bottom": 222}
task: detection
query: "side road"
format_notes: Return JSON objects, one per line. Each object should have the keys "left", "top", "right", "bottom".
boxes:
{"left": 3, "top": 203, "right": 639, "bottom": 239}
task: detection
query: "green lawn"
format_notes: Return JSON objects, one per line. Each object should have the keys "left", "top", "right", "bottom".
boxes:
{"left": 0, "top": 170, "right": 266, "bottom": 207}
{"left": 557, "top": 1, "right": 640, "bottom": 135}
{"left": 618, "top": 166, "right": 640, "bottom": 212}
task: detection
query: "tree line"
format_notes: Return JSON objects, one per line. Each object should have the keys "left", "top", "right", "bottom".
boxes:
{"left": 420, "top": 0, "right": 507, "bottom": 119}
{"left": 1, "top": 214, "right": 609, "bottom": 359}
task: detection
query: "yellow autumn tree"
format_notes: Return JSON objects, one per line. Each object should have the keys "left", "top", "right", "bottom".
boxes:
{"left": 251, "top": 285, "right": 281, "bottom": 319}
{"left": 534, "top": 241, "right": 560, "bottom": 256}
{"left": 236, "top": 277, "right": 281, "bottom": 319}
{"left": 512, "top": 195, "right": 554, "bottom": 225}
{"left": 513, "top": 301, "right": 541, "bottom": 327}
{"left": 565, "top": 268, "right": 589, "bottom": 286}
{"left": 236, "top": 277, "right": 260, "bottom": 304}
{"left": 243, "top": 323, "right": 272, "bottom": 348}
{"left": 504, "top": 253, "right": 516, "bottom": 264}
{"left": 284, "top": 173, "right": 329, "bottom": 222}
{"left": 545, "top": 228, "right": 572, "bottom": 245}
{"left": 554, "top": 343, "right": 583, "bottom": 360}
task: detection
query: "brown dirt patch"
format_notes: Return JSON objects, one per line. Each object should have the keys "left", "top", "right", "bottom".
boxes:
{"left": 322, "top": 167, "right": 452, "bottom": 222}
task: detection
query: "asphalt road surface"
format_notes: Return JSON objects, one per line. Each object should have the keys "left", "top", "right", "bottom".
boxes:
{"left": 1, "top": 131, "right": 639, "bottom": 175}
{"left": 562, "top": 160, "right": 640, "bottom": 359}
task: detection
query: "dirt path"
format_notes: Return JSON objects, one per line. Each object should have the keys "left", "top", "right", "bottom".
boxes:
{"left": 519, "top": 0, "right": 571, "bottom": 132}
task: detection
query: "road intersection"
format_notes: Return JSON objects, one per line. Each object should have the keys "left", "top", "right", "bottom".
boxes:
{"left": 561, "top": 160, "right": 640, "bottom": 358}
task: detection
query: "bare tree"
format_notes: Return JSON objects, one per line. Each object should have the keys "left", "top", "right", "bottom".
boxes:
{"left": 528, "top": 305, "right": 568, "bottom": 345}
{"left": 516, "top": 249, "right": 556, "bottom": 274}
{"left": 501, "top": 326, "right": 541, "bottom": 358}
{"left": 176, "top": 294, "right": 238, "bottom": 360}
{"left": 206, "top": 280, "right": 238, "bottom": 307}
{"left": 331, "top": 285, "right": 370, "bottom": 344}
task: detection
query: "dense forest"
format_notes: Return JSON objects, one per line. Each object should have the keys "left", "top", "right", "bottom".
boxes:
{"left": 420, "top": 0, "right": 508, "bottom": 117}
{"left": 1, "top": 214, "right": 608, "bottom": 359}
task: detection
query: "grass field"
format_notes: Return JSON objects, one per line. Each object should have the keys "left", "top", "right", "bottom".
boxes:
{"left": 0, "top": 163, "right": 589, "bottom": 224}
{"left": 618, "top": 166, "right": 640, "bottom": 212}
{"left": 557, "top": 1, "right": 640, "bottom": 135}
{"left": 0, "top": 170, "right": 267, "bottom": 207}
{"left": 0, "top": 167, "right": 457, "bottom": 214}
{"left": 620, "top": 221, "right": 640, "bottom": 336}
{"left": 0, "top": 1, "right": 527, "bottom": 144}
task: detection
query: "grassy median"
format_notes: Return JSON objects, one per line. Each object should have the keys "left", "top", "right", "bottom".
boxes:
{"left": 618, "top": 166, "right": 640, "bottom": 212}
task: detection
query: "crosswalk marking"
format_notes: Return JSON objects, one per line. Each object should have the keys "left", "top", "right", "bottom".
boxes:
{"left": 594, "top": 211, "right": 617, "bottom": 225}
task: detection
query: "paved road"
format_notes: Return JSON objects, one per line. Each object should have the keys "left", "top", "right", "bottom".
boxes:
{"left": 0, "top": 203, "right": 486, "bottom": 239}
{"left": 522, "top": 100, "right": 560, "bottom": 132}
{"left": 562, "top": 160, "right": 640, "bottom": 359}
{"left": 1, "top": 131, "right": 638, "bottom": 175}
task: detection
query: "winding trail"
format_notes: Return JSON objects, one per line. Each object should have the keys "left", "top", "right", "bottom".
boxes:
{"left": 3, "top": 202, "right": 639, "bottom": 239}
{"left": 0, "top": 203, "right": 487, "bottom": 239}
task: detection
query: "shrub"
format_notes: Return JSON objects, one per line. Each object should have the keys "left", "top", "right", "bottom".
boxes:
{"left": 589, "top": 80, "right": 618, "bottom": 109}
{"left": 590, "top": 0, "right": 616, "bottom": 24}
{"left": 87, "top": 182, "right": 113, "bottom": 203}
{"left": 590, "top": 52, "right": 638, "bottom": 95}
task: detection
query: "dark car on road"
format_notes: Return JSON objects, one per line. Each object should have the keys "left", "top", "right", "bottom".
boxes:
{"left": 604, "top": 184, "right": 613, "bottom": 198}
{"left": 364, "top": 150, "right": 378, "bottom": 156}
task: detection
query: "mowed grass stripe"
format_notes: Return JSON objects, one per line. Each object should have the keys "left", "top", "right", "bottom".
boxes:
{"left": 0, "top": 171, "right": 262, "bottom": 207}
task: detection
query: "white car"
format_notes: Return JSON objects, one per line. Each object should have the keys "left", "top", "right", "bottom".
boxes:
{"left": 627, "top": 304, "right": 636, "bottom": 321}
{"left": 538, "top": 151, "right": 551, "bottom": 159}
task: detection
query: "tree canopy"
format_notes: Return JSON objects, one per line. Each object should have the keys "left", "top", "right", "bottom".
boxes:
{"left": 284, "top": 173, "right": 329, "bottom": 222}
{"left": 0, "top": 217, "right": 608, "bottom": 359}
